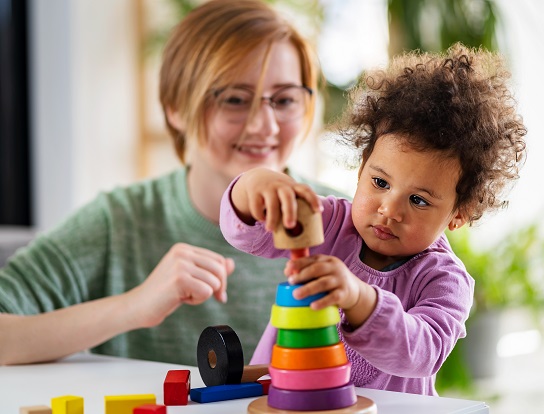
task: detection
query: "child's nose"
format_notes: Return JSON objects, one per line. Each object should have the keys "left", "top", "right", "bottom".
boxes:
{"left": 378, "top": 196, "right": 403, "bottom": 222}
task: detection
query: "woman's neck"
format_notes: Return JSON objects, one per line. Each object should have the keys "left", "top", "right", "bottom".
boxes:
{"left": 186, "top": 163, "right": 230, "bottom": 224}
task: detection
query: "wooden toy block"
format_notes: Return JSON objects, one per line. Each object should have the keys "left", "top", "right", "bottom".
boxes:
{"left": 269, "top": 362, "right": 351, "bottom": 390}
{"left": 197, "top": 325, "right": 244, "bottom": 386}
{"left": 273, "top": 198, "right": 324, "bottom": 249}
{"left": 275, "top": 281, "right": 326, "bottom": 307}
{"left": 50, "top": 396, "right": 83, "bottom": 414}
{"left": 270, "top": 304, "right": 340, "bottom": 329}
{"left": 256, "top": 378, "right": 271, "bottom": 395}
{"left": 271, "top": 342, "right": 348, "bottom": 370}
{"left": 248, "top": 395, "right": 377, "bottom": 414}
{"left": 104, "top": 394, "right": 155, "bottom": 414}
{"left": 276, "top": 325, "right": 340, "bottom": 348}
{"left": 267, "top": 383, "right": 357, "bottom": 411}
{"left": 241, "top": 364, "right": 269, "bottom": 383}
{"left": 197, "top": 325, "right": 268, "bottom": 386}
{"left": 133, "top": 405, "right": 166, "bottom": 413}
{"left": 163, "top": 369, "right": 190, "bottom": 405}
{"left": 189, "top": 382, "right": 263, "bottom": 403}
{"left": 19, "top": 406, "right": 52, "bottom": 414}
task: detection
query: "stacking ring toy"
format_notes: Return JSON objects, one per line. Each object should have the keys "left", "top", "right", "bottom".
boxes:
{"left": 276, "top": 325, "right": 339, "bottom": 348}
{"left": 270, "top": 304, "right": 340, "bottom": 330}
{"left": 271, "top": 343, "right": 348, "bottom": 370}
{"left": 275, "top": 282, "right": 326, "bottom": 307}
{"left": 269, "top": 362, "right": 351, "bottom": 391}
{"left": 267, "top": 383, "right": 357, "bottom": 411}
{"left": 197, "top": 325, "right": 244, "bottom": 386}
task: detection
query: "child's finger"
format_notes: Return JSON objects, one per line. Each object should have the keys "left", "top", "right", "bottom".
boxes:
{"left": 293, "top": 185, "right": 323, "bottom": 214}
{"left": 262, "top": 193, "right": 281, "bottom": 232}
{"left": 277, "top": 187, "right": 299, "bottom": 229}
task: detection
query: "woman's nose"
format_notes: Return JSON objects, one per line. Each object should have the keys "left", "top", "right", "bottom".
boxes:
{"left": 245, "top": 102, "right": 280, "bottom": 136}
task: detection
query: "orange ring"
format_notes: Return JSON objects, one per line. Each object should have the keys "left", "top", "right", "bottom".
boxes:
{"left": 270, "top": 343, "right": 348, "bottom": 370}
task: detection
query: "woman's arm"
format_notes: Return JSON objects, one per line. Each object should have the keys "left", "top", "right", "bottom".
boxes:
{"left": 0, "top": 293, "right": 139, "bottom": 365}
{"left": 0, "top": 240, "right": 234, "bottom": 366}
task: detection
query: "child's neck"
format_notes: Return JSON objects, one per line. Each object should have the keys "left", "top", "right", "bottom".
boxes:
{"left": 360, "top": 244, "right": 410, "bottom": 271}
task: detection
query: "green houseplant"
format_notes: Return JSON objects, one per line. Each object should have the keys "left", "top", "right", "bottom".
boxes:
{"left": 436, "top": 224, "right": 544, "bottom": 392}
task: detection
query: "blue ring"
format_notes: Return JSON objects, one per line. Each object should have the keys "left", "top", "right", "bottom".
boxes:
{"left": 275, "top": 281, "right": 326, "bottom": 307}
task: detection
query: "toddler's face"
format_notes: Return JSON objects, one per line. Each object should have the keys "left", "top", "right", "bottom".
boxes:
{"left": 352, "top": 134, "right": 464, "bottom": 269}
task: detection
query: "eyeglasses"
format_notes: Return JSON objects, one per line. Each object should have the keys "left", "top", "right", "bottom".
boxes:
{"left": 213, "top": 85, "right": 313, "bottom": 123}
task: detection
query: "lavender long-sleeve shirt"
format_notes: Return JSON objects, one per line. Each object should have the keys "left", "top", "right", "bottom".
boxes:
{"left": 220, "top": 183, "right": 474, "bottom": 396}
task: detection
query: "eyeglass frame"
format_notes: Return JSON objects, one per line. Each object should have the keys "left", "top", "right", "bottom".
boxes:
{"left": 211, "top": 84, "right": 314, "bottom": 123}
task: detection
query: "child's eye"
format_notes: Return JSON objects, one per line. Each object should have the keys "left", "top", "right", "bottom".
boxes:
{"left": 410, "top": 194, "right": 430, "bottom": 207}
{"left": 372, "top": 177, "right": 390, "bottom": 189}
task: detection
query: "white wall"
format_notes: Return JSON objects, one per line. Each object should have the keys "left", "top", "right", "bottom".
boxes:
{"left": 29, "top": 0, "right": 139, "bottom": 231}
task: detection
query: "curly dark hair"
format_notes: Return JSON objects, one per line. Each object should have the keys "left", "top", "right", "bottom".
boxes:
{"left": 337, "top": 43, "right": 527, "bottom": 225}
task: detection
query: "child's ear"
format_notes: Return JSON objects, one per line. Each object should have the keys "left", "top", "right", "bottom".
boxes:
{"left": 448, "top": 210, "right": 468, "bottom": 231}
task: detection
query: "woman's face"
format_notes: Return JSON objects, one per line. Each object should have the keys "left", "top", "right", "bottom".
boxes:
{"left": 193, "top": 39, "right": 308, "bottom": 184}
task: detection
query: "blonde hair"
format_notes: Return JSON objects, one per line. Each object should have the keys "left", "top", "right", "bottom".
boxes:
{"left": 159, "top": 0, "right": 319, "bottom": 163}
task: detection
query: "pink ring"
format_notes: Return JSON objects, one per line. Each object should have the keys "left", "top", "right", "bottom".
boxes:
{"left": 269, "top": 362, "right": 351, "bottom": 390}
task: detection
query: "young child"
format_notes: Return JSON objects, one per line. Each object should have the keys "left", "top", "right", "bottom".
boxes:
{"left": 220, "top": 43, "right": 527, "bottom": 395}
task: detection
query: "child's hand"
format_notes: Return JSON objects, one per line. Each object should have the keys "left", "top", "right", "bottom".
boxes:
{"left": 285, "top": 255, "right": 377, "bottom": 329}
{"left": 231, "top": 167, "right": 322, "bottom": 232}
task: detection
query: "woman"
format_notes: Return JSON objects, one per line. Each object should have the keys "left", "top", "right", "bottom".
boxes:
{"left": 0, "top": 0, "right": 342, "bottom": 366}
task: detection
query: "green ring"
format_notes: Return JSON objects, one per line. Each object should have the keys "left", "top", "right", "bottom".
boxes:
{"left": 277, "top": 326, "right": 340, "bottom": 348}
{"left": 270, "top": 304, "right": 340, "bottom": 330}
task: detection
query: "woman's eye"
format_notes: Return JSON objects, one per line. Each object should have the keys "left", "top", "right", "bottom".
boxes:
{"left": 373, "top": 177, "right": 389, "bottom": 189}
{"left": 224, "top": 95, "right": 249, "bottom": 106}
{"left": 273, "top": 95, "right": 295, "bottom": 108}
{"left": 410, "top": 195, "right": 429, "bottom": 207}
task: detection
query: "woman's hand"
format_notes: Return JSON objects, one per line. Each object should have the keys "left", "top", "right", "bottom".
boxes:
{"left": 284, "top": 254, "right": 377, "bottom": 329}
{"left": 128, "top": 243, "right": 235, "bottom": 328}
{"left": 231, "top": 167, "right": 322, "bottom": 232}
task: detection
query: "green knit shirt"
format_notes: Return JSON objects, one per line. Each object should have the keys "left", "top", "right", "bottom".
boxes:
{"left": 0, "top": 167, "right": 344, "bottom": 365}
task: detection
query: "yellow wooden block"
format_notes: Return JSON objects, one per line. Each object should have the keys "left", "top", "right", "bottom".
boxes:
{"left": 104, "top": 394, "right": 156, "bottom": 414}
{"left": 51, "top": 396, "right": 83, "bottom": 414}
{"left": 19, "top": 405, "right": 52, "bottom": 414}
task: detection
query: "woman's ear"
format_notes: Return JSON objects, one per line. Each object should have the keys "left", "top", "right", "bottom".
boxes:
{"left": 448, "top": 210, "right": 468, "bottom": 231}
{"left": 166, "top": 107, "right": 185, "bottom": 132}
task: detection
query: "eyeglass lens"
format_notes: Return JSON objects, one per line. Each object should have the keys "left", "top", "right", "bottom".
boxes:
{"left": 215, "top": 86, "right": 310, "bottom": 123}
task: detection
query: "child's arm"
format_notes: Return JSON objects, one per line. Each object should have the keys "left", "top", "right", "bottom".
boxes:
{"left": 285, "top": 255, "right": 377, "bottom": 329}
{"left": 230, "top": 167, "right": 323, "bottom": 232}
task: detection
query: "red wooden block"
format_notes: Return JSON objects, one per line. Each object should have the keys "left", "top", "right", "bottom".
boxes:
{"left": 133, "top": 404, "right": 166, "bottom": 413}
{"left": 163, "top": 369, "right": 190, "bottom": 406}
{"left": 256, "top": 378, "right": 271, "bottom": 395}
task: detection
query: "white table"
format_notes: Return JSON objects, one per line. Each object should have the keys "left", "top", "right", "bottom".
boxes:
{"left": 0, "top": 353, "right": 489, "bottom": 413}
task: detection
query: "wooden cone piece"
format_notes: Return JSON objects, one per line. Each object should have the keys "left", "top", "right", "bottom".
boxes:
{"left": 241, "top": 364, "right": 269, "bottom": 383}
{"left": 273, "top": 198, "right": 324, "bottom": 250}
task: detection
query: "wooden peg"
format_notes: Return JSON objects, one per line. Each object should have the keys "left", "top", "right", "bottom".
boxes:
{"left": 273, "top": 198, "right": 323, "bottom": 250}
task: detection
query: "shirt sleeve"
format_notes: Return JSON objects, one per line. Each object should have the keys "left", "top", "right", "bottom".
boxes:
{"left": 249, "top": 322, "right": 277, "bottom": 365}
{"left": 0, "top": 195, "right": 110, "bottom": 315}
{"left": 340, "top": 256, "right": 474, "bottom": 378}
{"left": 219, "top": 176, "right": 288, "bottom": 259}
